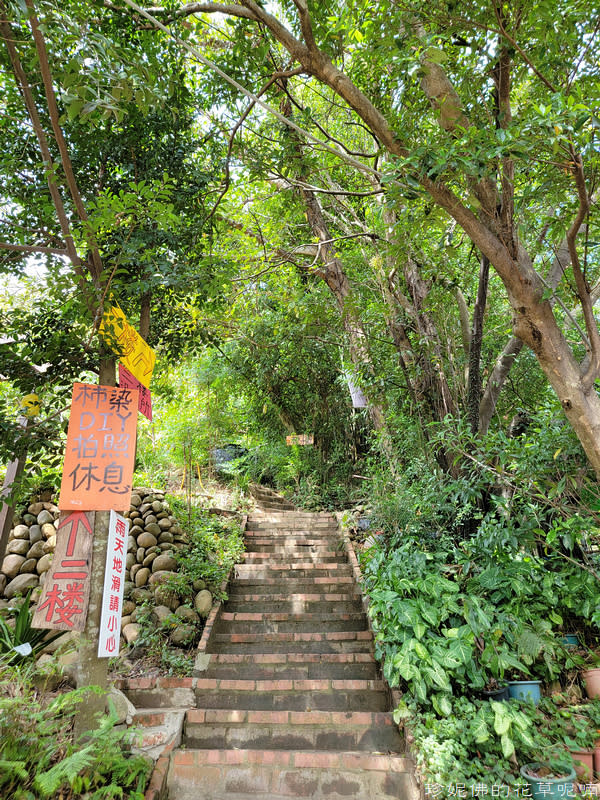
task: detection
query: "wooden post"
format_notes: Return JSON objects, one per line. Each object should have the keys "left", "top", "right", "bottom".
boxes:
{"left": 0, "top": 416, "right": 29, "bottom": 565}
{"left": 73, "top": 357, "right": 115, "bottom": 738}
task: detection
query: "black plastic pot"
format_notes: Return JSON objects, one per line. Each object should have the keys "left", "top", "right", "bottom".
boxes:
{"left": 481, "top": 684, "right": 510, "bottom": 701}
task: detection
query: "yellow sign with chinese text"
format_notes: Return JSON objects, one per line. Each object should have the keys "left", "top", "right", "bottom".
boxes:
{"left": 99, "top": 303, "right": 155, "bottom": 388}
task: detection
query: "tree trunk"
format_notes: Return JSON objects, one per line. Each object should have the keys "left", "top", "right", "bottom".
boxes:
{"left": 467, "top": 255, "right": 489, "bottom": 433}
{"left": 139, "top": 291, "right": 151, "bottom": 341}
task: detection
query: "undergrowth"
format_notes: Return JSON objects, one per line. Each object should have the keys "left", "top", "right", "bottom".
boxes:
{"left": 0, "top": 662, "right": 151, "bottom": 799}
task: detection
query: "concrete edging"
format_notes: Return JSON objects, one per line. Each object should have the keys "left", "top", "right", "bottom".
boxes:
{"left": 335, "top": 515, "right": 405, "bottom": 714}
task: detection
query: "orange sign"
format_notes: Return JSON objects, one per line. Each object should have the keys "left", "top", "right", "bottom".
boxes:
{"left": 59, "top": 383, "right": 139, "bottom": 511}
{"left": 32, "top": 511, "right": 95, "bottom": 631}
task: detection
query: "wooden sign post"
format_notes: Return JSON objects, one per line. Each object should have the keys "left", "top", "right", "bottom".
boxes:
{"left": 32, "top": 511, "right": 95, "bottom": 631}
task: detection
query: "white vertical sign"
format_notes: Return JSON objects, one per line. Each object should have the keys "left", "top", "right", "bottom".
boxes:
{"left": 98, "top": 510, "right": 129, "bottom": 658}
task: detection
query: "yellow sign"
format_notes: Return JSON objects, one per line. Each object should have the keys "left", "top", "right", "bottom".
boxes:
{"left": 20, "top": 394, "right": 41, "bottom": 417}
{"left": 99, "top": 303, "right": 155, "bottom": 389}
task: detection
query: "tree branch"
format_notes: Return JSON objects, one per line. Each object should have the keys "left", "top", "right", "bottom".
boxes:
{"left": 24, "top": 0, "right": 103, "bottom": 283}
{"left": 106, "top": 1, "right": 258, "bottom": 22}
{"left": 0, "top": 2, "right": 93, "bottom": 301}
{"left": 291, "top": 0, "right": 316, "bottom": 52}
{"left": 0, "top": 241, "right": 69, "bottom": 256}
{"left": 205, "top": 67, "right": 304, "bottom": 224}
{"left": 567, "top": 153, "right": 599, "bottom": 391}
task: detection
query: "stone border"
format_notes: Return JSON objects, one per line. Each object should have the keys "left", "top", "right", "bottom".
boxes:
{"left": 335, "top": 514, "right": 404, "bottom": 713}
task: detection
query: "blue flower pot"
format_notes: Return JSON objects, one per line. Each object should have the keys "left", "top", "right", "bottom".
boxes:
{"left": 561, "top": 634, "right": 579, "bottom": 648}
{"left": 520, "top": 764, "right": 576, "bottom": 800}
{"left": 508, "top": 680, "right": 542, "bottom": 703}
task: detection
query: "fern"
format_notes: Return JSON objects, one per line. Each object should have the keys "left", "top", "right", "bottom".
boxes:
{"left": 33, "top": 744, "right": 96, "bottom": 796}
{"left": 515, "top": 627, "right": 545, "bottom": 660}
{"left": 0, "top": 758, "right": 28, "bottom": 781}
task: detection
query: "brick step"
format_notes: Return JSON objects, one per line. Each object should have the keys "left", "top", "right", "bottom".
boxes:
{"left": 257, "top": 501, "right": 297, "bottom": 511}
{"left": 207, "top": 631, "right": 373, "bottom": 655}
{"left": 224, "top": 598, "right": 363, "bottom": 615}
{"left": 128, "top": 707, "right": 185, "bottom": 759}
{"left": 247, "top": 513, "right": 333, "bottom": 520}
{"left": 242, "top": 551, "right": 347, "bottom": 563}
{"left": 244, "top": 543, "right": 340, "bottom": 554}
{"left": 244, "top": 527, "right": 338, "bottom": 536}
{"left": 194, "top": 678, "right": 389, "bottom": 711}
{"left": 226, "top": 590, "right": 361, "bottom": 603}
{"left": 202, "top": 658, "right": 379, "bottom": 681}
{"left": 167, "top": 748, "right": 417, "bottom": 800}
{"left": 230, "top": 576, "right": 356, "bottom": 591}
{"left": 214, "top": 612, "right": 368, "bottom": 635}
{"left": 245, "top": 522, "right": 338, "bottom": 531}
{"left": 184, "top": 709, "right": 404, "bottom": 752}
{"left": 203, "top": 652, "right": 377, "bottom": 668}
{"left": 244, "top": 539, "right": 339, "bottom": 550}
{"left": 234, "top": 567, "right": 353, "bottom": 582}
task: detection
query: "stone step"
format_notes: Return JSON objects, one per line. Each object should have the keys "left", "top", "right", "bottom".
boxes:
{"left": 214, "top": 611, "right": 368, "bottom": 634}
{"left": 184, "top": 709, "right": 404, "bottom": 752}
{"left": 257, "top": 501, "right": 297, "bottom": 511}
{"left": 230, "top": 576, "right": 356, "bottom": 591}
{"left": 224, "top": 598, "right": 363, "bottom": 615}
{"left": 244, "top": 542, "right": 340, "bottom": 554}
{"left": 244, "top": 538, "right": 339, "bottom": 550}
{"left": 234, "top": 565, "right": 353, "bottom": 581}
{"left": 167, "top": 748, "right": 418, "bottom": 800}
{"left": 201, "top": 653, "right": 380, "bottom": 681}
{"left": 245, "top": 521, "right": 338, "bottom": 531}
{"left": 207, "top": 630, "right": 373, "bottom": 655}
{"left": 225, "top": 590, "right": 361, "bottom": 603}
{"left": 194, "top": 678, "right": 389, "bottom": 711}
{"left": 242, "top": 551, "right": 346, "bottom": 563}
{"left": 129, "top": 707, "right": 185, "bottom": 760}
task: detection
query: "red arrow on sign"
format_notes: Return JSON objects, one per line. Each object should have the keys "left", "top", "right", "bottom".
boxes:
{"left": 59, "top": 511, "right": 94, "bottom": 557}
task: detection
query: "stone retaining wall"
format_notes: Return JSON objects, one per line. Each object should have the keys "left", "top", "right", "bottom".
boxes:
{"left": 0, "top": 489, "right": 212, "bottom": 642}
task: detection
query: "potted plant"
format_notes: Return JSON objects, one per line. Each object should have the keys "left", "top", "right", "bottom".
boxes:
{"left": 477, "top": 628, "right": 528, "bottom": 702}
{"left": 581, "top": 651, "right": 600, "bottom": 699}
{"left": 557, "top": 706, "right": 596, "bottom": 781}
{"left": 520, "top": 758, "right": 576, "bottom": 800}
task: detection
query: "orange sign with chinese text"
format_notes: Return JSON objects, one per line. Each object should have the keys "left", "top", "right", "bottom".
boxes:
{"left": 58, "top": 383, "right": 139, "bottom": 511}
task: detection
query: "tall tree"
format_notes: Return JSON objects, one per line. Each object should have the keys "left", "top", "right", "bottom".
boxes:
{"left": 127, "top": 0, "right": 600, "bottom": 473}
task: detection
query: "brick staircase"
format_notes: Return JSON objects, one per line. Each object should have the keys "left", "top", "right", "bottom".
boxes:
{"left": 162, "top": 511, "right": 418, "bottom": 799}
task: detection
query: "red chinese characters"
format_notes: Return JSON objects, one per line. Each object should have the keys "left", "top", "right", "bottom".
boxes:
{"left": 59, "top": 383, "right": 139, "bottom": 511}
{"left": 118, "top": 364, "right": 152, "bottom": 421}
{"left": 32, "top": 511, "right": 95, "bottom": 632}
{"left": 98, "top": 511, "right": 129, "bottom": 657}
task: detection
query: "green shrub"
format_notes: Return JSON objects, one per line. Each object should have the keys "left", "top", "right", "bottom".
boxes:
{"left": 0, "top": 664, "right": 151, "bottom": 799}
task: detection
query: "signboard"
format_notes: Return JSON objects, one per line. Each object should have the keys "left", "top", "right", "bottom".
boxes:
{"left": 285, "top": 434, "right": 314, "bottom": 446}
{"left": 119, "top": 364, "right": 152, "bottom": 421}
{"left": 100, "top": 303, "right": 156, "bottom": 388}
{"left": 98, "top": 510, "right": 129, "bottom": 657}
{"left": 32, "top": 511, "right": 95, "bottom": 631}
{"left": 59, "top": 383, "right": 139, "bottom": 511}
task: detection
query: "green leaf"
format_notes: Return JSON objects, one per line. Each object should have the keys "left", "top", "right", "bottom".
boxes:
{"left": 393, "top": 701, "right": 412, "bottom": 723}
{"left": 501, "top": 732, "right": 515, "bottom": 759}
{"left": 472, "top": 715, "right": 490, "bottom": 743}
